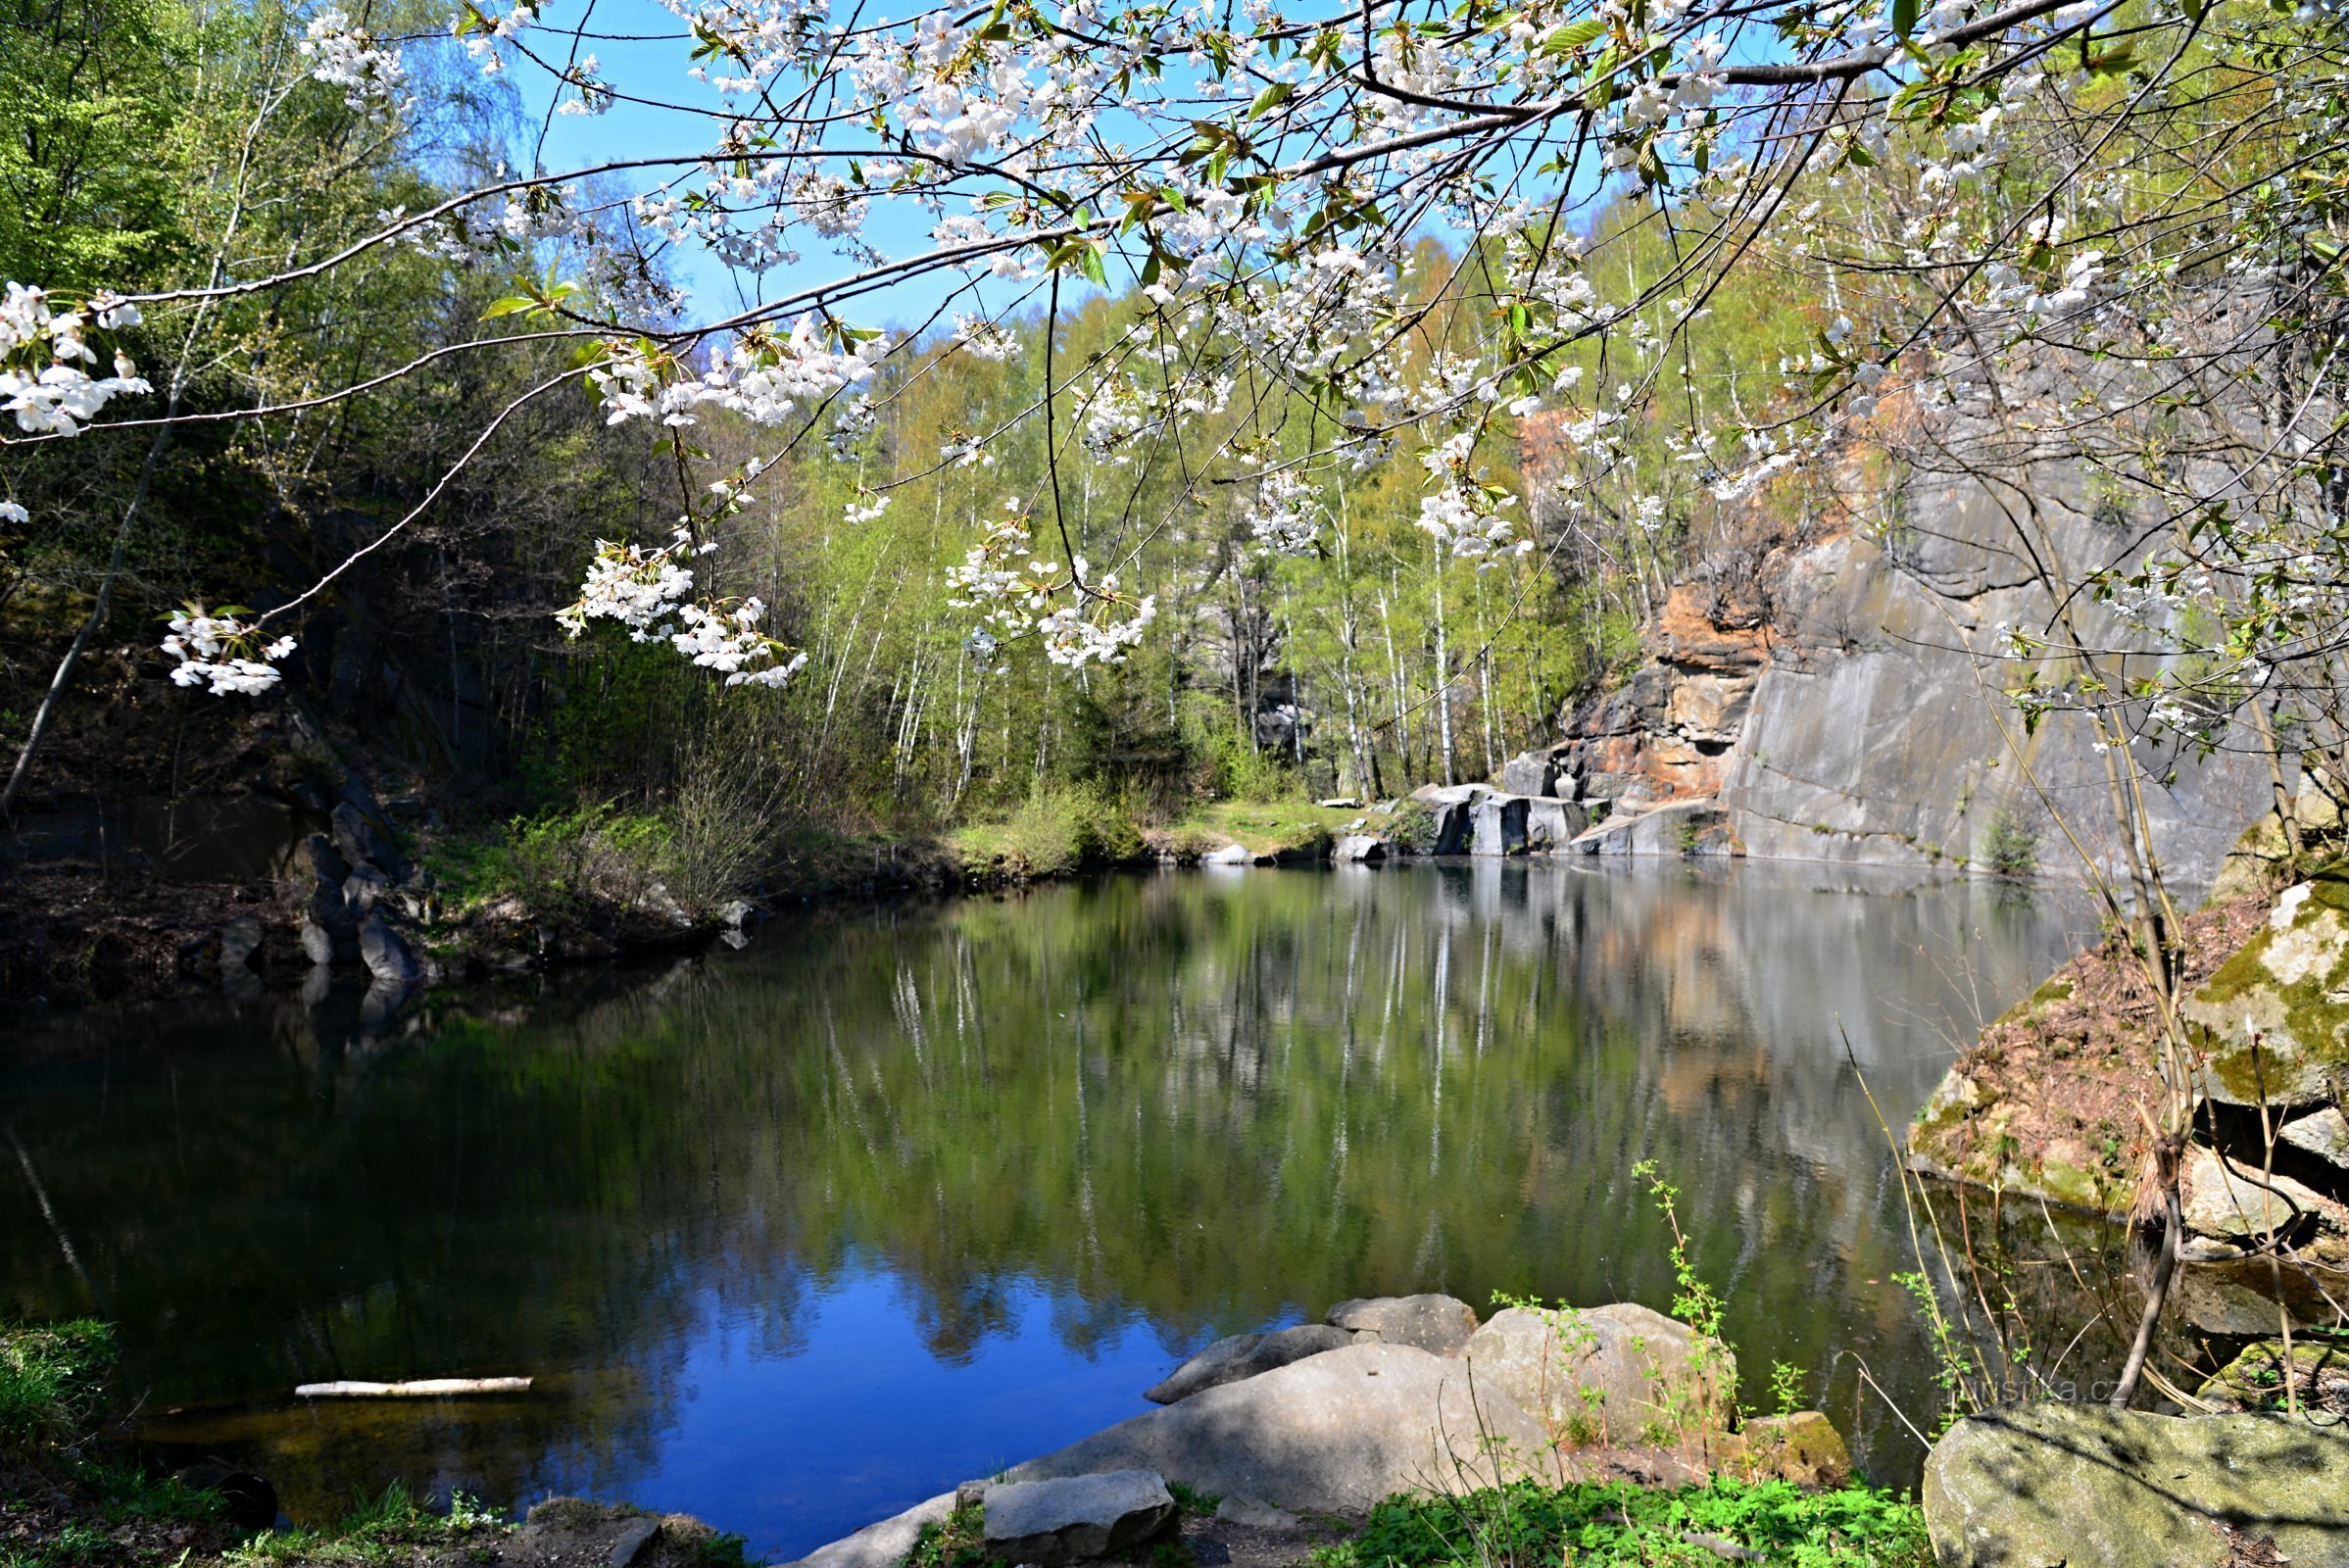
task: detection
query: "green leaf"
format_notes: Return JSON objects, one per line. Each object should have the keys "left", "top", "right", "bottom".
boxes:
{"left": 1248, "top": 82, "right": 1295, "bottom": 120}
{"left": 1541, "top": 17, "right": 1608, "bottom": 54}
{"left": 1890, "top": 0, "right": 1918, "bottom": 39}
{"left": 480, "top": 296, "right": 538, "bottom": 320}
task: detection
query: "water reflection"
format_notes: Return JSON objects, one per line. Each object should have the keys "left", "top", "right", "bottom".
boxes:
{"left": 0, "top": 860, "right": 2092, "bottom": 1560}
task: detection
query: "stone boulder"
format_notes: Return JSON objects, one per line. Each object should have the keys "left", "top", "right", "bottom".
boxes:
{"left": 1500, "top": 753, "right": 1557, "bottom": 799}
{"left": 1334, "top": 834, "right": 1390, "bottom": 864}
{"left": 2196, "top": 1340, "right": 2349, "bottom": 1418}
{"left": 1212, "top": 1496, "right": 1302, "bottom": 1533}
{"left": 781, "top": 1494, "right": 954, "bottom": 1568}
{"left": 1469, "top": 796, "right": 1529, "bottom": 857}
{"left": 1145, "top": 1324, "right": 1353, "bottom": 1404}
{"left": 2179, "top": 873, "right": 2349, "bottom": 1107}
{"left": 220, "top": 916, "right": 265, "bottom": 972}
{"left": 1524, "top": 799, "right": 1589, "bottom": 850}
{"left": 1461, "top": 1303, "right": 1737, "bottom": 1447}
{"left": 2178, "top": 1145, "right": 2347, "bottom": 1256}
{"left": 1923, "top": 1403, "right": 2349, "bottom": 1567}
{"left": 329, "top": 800, "right": 405, "bottom": 880}
{"left": 1202, "top": 844, "right": 1254, "bottom": 866}
{"left": 981, "top": 1470, "right": 1175, "bottom": 1566}
{"left": 358, "top": 912, "right": 422, "bottom": 985}
{"left": 1327, "top": 1295, "right": 1480, "bottom": 1355}
{"left": 2282, "top": 1106, "right": 2349, "bottom": 1172}
{"left": 1722, "top": 1412, "right": 1850, "bottom": 1489}
{"left": 1007, "top": 1342, "right": 1550, "bottom": 1514}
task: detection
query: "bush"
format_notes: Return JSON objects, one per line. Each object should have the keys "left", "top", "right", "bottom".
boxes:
{"left": 435, "top": 746, "right": 778, "bottom": 919}
{"left": 1352, "top": 1478, "right": 1930, "bottom": 1568}
{"left": 972, "top": 782, "right": 1146, "bottom": 878}
{"left": 1201, "top": 726, "right": 1305, "bottom": 805}
{"left": 1980, "top": 808, "right": 2038, "bottom": 878}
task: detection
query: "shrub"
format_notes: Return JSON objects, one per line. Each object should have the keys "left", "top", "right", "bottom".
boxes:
{"left": 435, "top": 746, "right": 779, "bottom": 920}
{"left": 1201, "top": 726, "right": 1305, "bottom": 805}
{"left": 972, "top": 782, "right": 1146, "bottom": 878}
{"left": 1980, "top": 808, "right": 2038, "bottom": 878}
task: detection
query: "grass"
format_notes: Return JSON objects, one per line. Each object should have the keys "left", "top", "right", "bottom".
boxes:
{"left": 0, "top": 1320, "right": 113, "bottom": 1456}
{"left": 1150, "top": 800, "right": 1369, "bottom": 860}
{"left": 1342, "top": 1478, "right": 1930, "bottom": 1568}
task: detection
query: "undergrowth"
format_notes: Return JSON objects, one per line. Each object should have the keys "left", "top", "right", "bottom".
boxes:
{"left": 1343, "top": 1477, "right": 1930, "bottom": 1568}
{"left": 0, "top": 1320, "right": 112, "bottom": 1456}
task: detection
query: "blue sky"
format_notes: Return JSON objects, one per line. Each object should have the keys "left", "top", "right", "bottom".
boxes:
{"left": 498, "top": 0, "right": 1066, "bottom": 333}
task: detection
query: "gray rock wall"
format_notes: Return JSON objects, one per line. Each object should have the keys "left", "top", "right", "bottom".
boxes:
{"left": 1716, "top": 469, "right": 2273, "bottom": 889}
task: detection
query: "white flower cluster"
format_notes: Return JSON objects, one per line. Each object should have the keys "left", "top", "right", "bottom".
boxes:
{"left": 1415, "top": 432, "right": 1530, "bottom": 564}
{"left": 556, "top": 527, "right": 807, "bottom": 687}
{"left": 952, "top": 314, "right": 1022, "bottom": 363}
{"left": 1037, "top": 568, "right": 1157, "bottom": 667}
{"left": 1, "top": 282, "right": 150, "bottom": 436}
{"left": 1241, "top": 467, "right": 1323, "bottom": 557}
{"left": 946, "top": 505, "right": 1156, "bottom": 667}
{"left": 163, "top": 609, "right": 298, "bottom": 696}
{"left": 297, "top": 11, "right": 409, "bottom": 113}
{"left": 1977, "top": 250, "right": 2108, "bottom": 322}
{"left": 554, "top": 54, "right": 613, "bottom": 116}
{"left": 590, "top": 319, "right": 888, "bottom": 428}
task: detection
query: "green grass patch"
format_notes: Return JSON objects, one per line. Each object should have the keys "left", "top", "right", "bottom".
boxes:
{"left": 1346, "top": 1478, "right": 1930, "bottom": 1568}
{"left": 1162, "top": 801, "right": 1359, "bottom": 857}
{"left": 903, "top": 1502, "right": 989, "bottom": 1568}
{"left": 221, "top": 1479, "right": 506, "bottom": 1564}
{"left": 0, "top": 1320, "right": 113, "bottom": 1457}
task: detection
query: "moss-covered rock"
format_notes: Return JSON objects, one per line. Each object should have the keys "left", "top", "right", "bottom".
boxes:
{"left": 2197, "top": 1339, "right": 2349, "bottom": 1418}
{"left": 1923, "top": 1402, "right": 2349, "bottom": 1568}
{"left": 2180, "top": 871, "right": 2349, "bottom": 1107}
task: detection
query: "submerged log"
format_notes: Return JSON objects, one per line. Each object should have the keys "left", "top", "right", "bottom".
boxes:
{"left": 293, "top": 1377, "right": 532, "bottom": 1397}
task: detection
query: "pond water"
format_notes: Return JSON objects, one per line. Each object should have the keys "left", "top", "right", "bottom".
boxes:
{"left": 0, "top": 859, "right": 2099, "bottom": 1561}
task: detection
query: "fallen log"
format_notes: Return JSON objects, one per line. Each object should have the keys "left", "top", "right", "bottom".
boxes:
{"left": 293, "top": 1377, "right": 532, "bottom": 1398}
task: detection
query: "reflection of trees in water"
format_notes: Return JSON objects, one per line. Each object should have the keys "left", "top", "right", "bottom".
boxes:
{"left": 0, "top": 864, "right": 2091, "bottom": 1508}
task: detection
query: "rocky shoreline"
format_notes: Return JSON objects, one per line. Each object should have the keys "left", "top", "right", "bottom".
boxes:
{"left": 784, "top": 1290, "right": 1850, "bottom": 1568}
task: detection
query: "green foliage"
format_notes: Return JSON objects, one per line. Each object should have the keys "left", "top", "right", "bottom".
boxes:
{"left": 1980, "top": 809, "right": 2038, "bottom": 879}
{"left": 222, "top": 1479, "right": 509, "bottom": 1564}
{"left": 1350, "top": 1478, "right": 1930, "bottom": 1568}
{"left": 0, "top": 1320, "right": 112, "bottom": 1456}
{"left": 956, "top": 781, "right": 1147, "bottom": 878}
{"left": 903, "top": 1503, "right": 989, "bottom": 1568}
{"left": 433, "top": 746, "right": 776, "bottom": 919}
{"left": 1168, "top": 1483, "right": 1221, "bottom": 1517}
{"left": 1201, "top": 725, "right": 1306, "bottom": 805}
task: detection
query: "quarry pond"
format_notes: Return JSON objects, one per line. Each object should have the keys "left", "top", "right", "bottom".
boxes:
{"left": 0, "top": 860, "right": 2099, "bottom": 1563}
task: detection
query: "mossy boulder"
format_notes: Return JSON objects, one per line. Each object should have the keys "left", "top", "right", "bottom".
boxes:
{"left": 2197, "top": 1339, "right": 2349, "bottom": 1418}
{"left": 2179, "top": 872, "right": 2349, "bottom": 1107}
{"left": 1906, "top": 1067, "right": 2132, "bottom": 1215}
{"left": 1923, "top": 1403, "right": 2349, "bottom": 1567}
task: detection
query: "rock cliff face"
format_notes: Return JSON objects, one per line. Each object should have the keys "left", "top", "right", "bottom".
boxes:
{"left": 1522, "top": 453, "right": 2275, "bottom": 889}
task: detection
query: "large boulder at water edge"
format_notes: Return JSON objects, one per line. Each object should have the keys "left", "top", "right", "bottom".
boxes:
{"left": 1006, "top": 1342, "right": 1549, "bottom": 1514}
{"left": 1326, "top": 1294, "right": 1480, "bottom": 1355}
{"left": 980, "top": 1471, "right": 1175, "bottom": 1566}
{"left": 1462, "top": 1303, "right": 1737, "bottom": 1446}
{"left": 1923, "top": 1403, "right": 2349, "bottom": 1567}
{"left": 1145, "top": 1324, "right": 1353, "bottom": 1404}
{"left": 2180, "top": 872, "right": 2349, "bottom": 1107}
{"left": 1469, "top": 796, "right": 1529, "bottom": 857}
